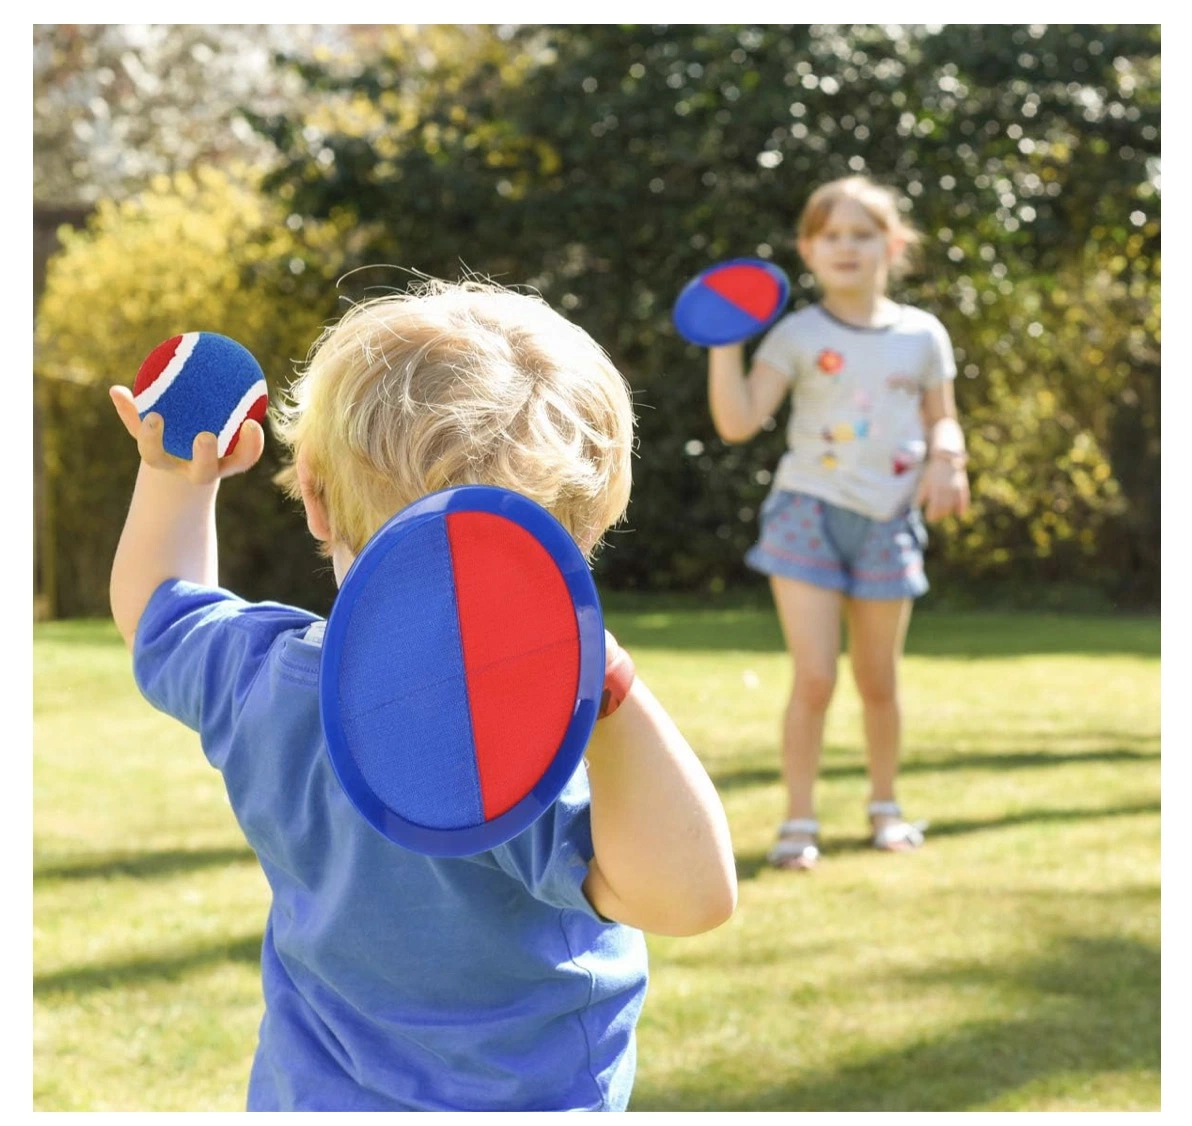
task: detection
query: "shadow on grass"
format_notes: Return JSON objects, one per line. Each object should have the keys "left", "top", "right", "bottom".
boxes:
{"left": 35, "top": 932, "right": 263, "bottom": 997}
{"left": 38, "top": 608, "right": 1160, "bottom": 661}
{"left": 733, "top": 797, "right": 1160, "bottom": 882}
{"left": 839, "top": 744, "right": 1162, "bottom": 780}
{"left": 631, "top": 933, "right": 1159, "bottom": 1111}
{"left": 33, "top": 619, "right": 125, "bottom": 648}
{"left": 903, "top": 614, "right": 1159, "bottom": 660}
{"left": 711, "top": 746, "right": 1160, "bottom": 794}
{"left": 605, "top": 610, "right": 786, "bottom": 655}
{"left": 35, "top": 845, "right": 256, "bottom": 882}
{"left": 708, "top": 765, "right": 783, "bottom": 792}
{"left": 603, "top": 601, "right": 1158, "bottom": 659}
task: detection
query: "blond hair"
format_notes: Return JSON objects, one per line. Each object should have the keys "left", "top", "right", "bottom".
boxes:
{"left": 797, "top": 176, "right": 922, "bottom": 279}
{"left": 273, "top": 279, "right": 635, "bottom": 559}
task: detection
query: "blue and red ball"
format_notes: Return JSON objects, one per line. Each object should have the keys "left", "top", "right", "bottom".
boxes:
{"left": 133, "top": 332, "right": 268, "bottom": 459}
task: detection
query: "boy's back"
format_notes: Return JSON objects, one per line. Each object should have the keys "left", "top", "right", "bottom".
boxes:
{"left": 134, "top": 579, "right": 647, "bottom": 1111}
{"left": 107, "top": 280, "right": 736, "bottom": 1110}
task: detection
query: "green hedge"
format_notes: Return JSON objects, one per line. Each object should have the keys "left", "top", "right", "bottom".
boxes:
{"left": 254, "top": 24, "right": 1160, "bottom": 606}
{"left": 35, "top": 168, "right": 351, "bottom": 618}
{"left": 35, "top": 26, "right": 1160, "bottom": 616}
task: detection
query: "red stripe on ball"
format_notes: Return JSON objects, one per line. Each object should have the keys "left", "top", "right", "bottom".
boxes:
{"left": 224, "top": 394, "right": 269, "bottom": 455}
{"left": 133, "top": 336, "right": 184, "bottom": 396}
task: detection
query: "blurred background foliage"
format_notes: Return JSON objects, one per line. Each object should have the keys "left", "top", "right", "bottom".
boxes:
{"left": 34, "top": 24, "right": 1159, "bottom": 618}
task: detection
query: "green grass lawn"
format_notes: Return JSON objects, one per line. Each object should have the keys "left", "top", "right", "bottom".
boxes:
{"left": 33, "top": 604, "right": 1160, "bottom": 1111}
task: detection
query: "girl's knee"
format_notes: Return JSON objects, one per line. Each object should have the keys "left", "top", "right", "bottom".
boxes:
{"left": 854, "top": 675, "right": 898, "bottom": 708}
{"left": 792, "top": 668, "right": 837, "bottom": 711}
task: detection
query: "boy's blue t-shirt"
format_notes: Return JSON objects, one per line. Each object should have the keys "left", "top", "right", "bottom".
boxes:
{"left": 133, "top": 579, "right": 648, "bottom": 1112}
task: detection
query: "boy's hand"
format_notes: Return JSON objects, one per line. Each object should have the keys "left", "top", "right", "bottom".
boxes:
{"left": 109, "top": 385, "right": 265, "bottom": 485}
{"left": 915, "top": 457, "right": 970, "bottom": 522}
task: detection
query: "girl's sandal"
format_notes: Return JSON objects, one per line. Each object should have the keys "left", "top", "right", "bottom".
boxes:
{"left": 867, "top": 801, "right": 928, "bottom": 852}
{"left": 767, "top": 818, "right": 820, "bottom": 871}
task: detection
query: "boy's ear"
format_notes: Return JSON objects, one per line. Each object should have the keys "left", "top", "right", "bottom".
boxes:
{"left": 296, "top": 452, "right": 332, "bottom": 545}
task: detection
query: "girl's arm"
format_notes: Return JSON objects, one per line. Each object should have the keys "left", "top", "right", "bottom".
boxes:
{"left": 108, "top": 387, "right": 264, "bottom": 649}
{"left": 917, "top": 381, "right": 970, "bottom": 521}
{"left": 582, "top": 676, "right": 737, "bottom": 937}
{"left": 707, "top": 343, "right": 790, "bottom": 443}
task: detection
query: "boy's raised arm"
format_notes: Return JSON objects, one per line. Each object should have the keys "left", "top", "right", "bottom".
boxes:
{"left": 107, "top": 387, "right": 263, "bottom": 649}
{"left": 582, "top": 677, "right": 737, "bottom": 937}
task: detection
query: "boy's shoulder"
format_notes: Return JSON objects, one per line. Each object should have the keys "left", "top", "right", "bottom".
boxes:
{"left": 134, "top": 579, "right": 324, "bottom": 710}
{"left": 139, "top": 579, "right": 321, "bottom": 650}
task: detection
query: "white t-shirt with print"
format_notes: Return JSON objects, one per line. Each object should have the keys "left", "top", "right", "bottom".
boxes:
{"left": 752, "top": 302, "right": 957, "bottom": 521}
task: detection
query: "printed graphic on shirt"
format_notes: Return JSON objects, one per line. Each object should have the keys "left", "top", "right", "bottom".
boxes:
{"left": 885, "top": 372, "right": 919, "bottom": 396}
{"left": 820, "top": 418, "right": 871, "bottom": 445}
{"left": 817, "top": 348, "right": 845, "bottom": 375}
{"left": 822, "top": 421, "right": 857, "bottom": 443}
{"left": 892, "top": 439, "right": 927, "bottom": 476}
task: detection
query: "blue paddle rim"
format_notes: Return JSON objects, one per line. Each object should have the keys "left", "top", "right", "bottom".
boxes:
{"left": 319, "top": 485, "right": 606, "bottom": 857}
{"left": 672, "top": 256, "right": 791, "bottom": 346}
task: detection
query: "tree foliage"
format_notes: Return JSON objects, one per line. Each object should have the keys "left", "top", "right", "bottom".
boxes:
{"left": 251, "top": 23, "right": 1159, "bottom": 605}
{"left": 32, "top": 24, "right": 370, "bottom": 207}
{"left": 36, "top": 24, "right": 1160, "bottom": 614}
{"left": 35, "top": 169, "right": 352, "bottom": 616}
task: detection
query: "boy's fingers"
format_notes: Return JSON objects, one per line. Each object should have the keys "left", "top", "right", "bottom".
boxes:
{"left": 222, "top": 420, "right": 265, "bottom": 477}
{"left": 114, "top": 393, "right": 264, "bottom": 484}
{"left": 189, "top": 432, "right": 221, "bottom": 483}
{"left": 135, "top": 412, "right": 175, "bottom": 468}
{"left": 109, "top": 386, "right": 143, "bottom": 439}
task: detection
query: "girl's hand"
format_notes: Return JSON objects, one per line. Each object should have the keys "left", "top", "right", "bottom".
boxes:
{"left": 109, "top": 385, "right": 264, "bottom": 486}
{"left": 916, "top": 456, "right": 970, "bottom": 522}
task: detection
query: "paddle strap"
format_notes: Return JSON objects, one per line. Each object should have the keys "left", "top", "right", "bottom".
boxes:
{"left": 598, "top": 631, "right": 636, "bottom": 719}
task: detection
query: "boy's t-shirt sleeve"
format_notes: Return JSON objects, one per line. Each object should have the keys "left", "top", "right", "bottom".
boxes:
{"left": 490, "top": 765, "right": 605, "bottom": 920}
{"left": 132, "top": 578, "right": 320, "bottom": 772}
{"left": 922, "top": 313, "right": 958, "bottom": 389}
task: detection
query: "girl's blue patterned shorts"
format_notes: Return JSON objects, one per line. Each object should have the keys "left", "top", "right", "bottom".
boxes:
{"left": 745, "top": 489, "right": 929, "bottom": 601}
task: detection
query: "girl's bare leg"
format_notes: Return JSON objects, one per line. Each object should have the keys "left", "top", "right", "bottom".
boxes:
{"left": 846, "top": 596, "right": 915, "bottom": 844}
{"left": 769, "top": 578, "right": 845, "bottom": 842}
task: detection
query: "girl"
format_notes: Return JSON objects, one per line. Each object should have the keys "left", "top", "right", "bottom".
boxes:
{"left": 707, "top": 175, "right": 970, "bottom": 871}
